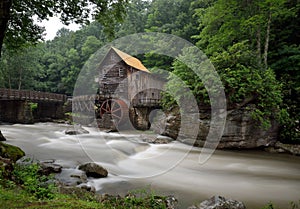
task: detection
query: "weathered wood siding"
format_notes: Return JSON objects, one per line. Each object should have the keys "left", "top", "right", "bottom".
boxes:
{"left": 127, "top": 70, "right": 164, "bottom": 107}
{"left": 97, "top": 50, "right": 128, "bottom": 98}
{"left": 97, "top": 49, "right": 165, "bottom": 107}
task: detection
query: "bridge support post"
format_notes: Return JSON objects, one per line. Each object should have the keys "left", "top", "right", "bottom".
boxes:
{"left": 0, "top": 100, "right": 34, "bottom": 123}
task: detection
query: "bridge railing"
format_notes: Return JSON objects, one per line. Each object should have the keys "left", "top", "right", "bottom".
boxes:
{"left": 0, "top": 88, "right": 67, "bottom": 102}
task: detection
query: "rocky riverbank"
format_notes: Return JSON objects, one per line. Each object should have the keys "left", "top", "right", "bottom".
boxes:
{"left": 151, "top": 106, "right": 300, "bottom": 154}
{"left": 0, "top": 137, "right": 250, "bottom": 209}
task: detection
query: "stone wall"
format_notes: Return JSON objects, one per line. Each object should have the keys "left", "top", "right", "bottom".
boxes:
{"left": 152, "top": 106, "right": 279, "bottom": 149}
{"left": 0, "top": 100, "right": 34, "bottom": 123}
{"left": 130, "top": 107, "right": 150, "bottom": 130}
{"left": 35, "top": 101, "right": 65, "bottom": 121}
{"left": 0, "top": 100, "right": 66, "bottom": 124}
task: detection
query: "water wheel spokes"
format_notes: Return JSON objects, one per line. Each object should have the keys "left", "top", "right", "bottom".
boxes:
{"left": 100, "top": 99, "right": 128, "bottom": 124}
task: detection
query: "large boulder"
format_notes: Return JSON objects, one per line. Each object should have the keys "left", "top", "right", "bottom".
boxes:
{"left": 78, "top": 162, "right": 108, "bottom": 178}
{"left": 188, "top": 195, "right": 246, "bottom": 209}
{"left": 0, "top": 142, "right": 25, "bottom": 162}
{"left": 0, "top": 131, "right": 6, "bottom": 141}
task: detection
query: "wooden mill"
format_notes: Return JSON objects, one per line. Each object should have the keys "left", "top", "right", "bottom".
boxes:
{"left": 90, "top": 47, "right": 165, "bottom": 130}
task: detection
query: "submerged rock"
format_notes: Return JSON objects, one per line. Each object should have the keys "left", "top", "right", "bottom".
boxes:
{"left": 78, "top": 162, "right": 108, "bottom": 178}
{"left": 188, "top": 195, "right": 246, "bottom": 209}
{"left": 274, "top": 142, "right": 300, "bottom": 155}
{"left": 142, "top": 134, "right": 173, "bottom": 144}
{"left": 39, "top": 159, "right": 62, "bottom": 175}
{"left": 0, "top": 131, "right": 6, "bottom": 141}
{"left": 65, "top": 126, "right": 89, "bottom": 135}
{"left": 56, "top": 168, "right": 88, "bottom": 186}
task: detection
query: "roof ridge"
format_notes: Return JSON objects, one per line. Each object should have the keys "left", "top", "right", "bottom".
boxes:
{"left": 111, "top": 47, "right": 150, "bottom": 73}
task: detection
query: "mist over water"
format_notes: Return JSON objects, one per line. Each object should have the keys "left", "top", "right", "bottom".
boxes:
{"left": 1, "top": 123, "right": 300, "bottom": 208}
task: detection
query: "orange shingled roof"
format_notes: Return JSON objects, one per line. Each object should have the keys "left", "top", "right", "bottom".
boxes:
{"left": 111, "top": 47, "right": 150, "bottom": 73}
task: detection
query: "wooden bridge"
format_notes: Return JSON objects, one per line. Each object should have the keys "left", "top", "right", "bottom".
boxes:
{"left": 0, "top": 88, "right": 67, "bottom": 124}
{"left": 0, "top": 88, "right": 67, "bottom": 102}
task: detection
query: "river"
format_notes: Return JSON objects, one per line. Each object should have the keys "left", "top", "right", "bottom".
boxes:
{"left": 1, "top": 123, "right": 299, "bottom": 208}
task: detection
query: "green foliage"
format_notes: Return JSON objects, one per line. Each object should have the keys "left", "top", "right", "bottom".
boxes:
{"left": 0, "top": 0, "right": 299, "bottom": 142}
{"left": 13, "top": 163, "right": 57, "bottom": 199}
{"left": 261, "top": 201, "right": 300, "bottom": 209}
{"left": 3, "top": 0, "right": 128, "bottom": 51}
{"left": 116, "top": 0, "right": 151, "bottom": 36}
{"left": 0, "top": 45, "right": 45, "bottom": 90}
{"left": 0, "top": 186, "right": 103, "bottom": 209}
{"left": 146, "top": 0, "right": 198, "bottom": 42}
{"left": 29, "top": 102, "right": 38, "bottom": 112}
{"left": 102, "top": 188, "right": 167, "bottom": 209}
{"left": 261, "top": 202, "right": 276, "bottom": 209}
{"left": 151, "top": 0, "right": 298, "bottom": 141}
{"left": 212, "top": 42, "right": 282, "bottom": 128}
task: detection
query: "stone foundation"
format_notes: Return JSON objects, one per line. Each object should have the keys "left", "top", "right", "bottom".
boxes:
{"left": 0, "top": 100, "right": 66, "bottom": 124}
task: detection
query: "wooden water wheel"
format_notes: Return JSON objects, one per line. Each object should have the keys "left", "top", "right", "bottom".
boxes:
{"left": 100, "top": 99, "right": 129, "bottom": 124}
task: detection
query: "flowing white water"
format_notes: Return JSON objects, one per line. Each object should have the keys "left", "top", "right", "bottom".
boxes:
{"left": 1, "top": 123, "right": 300, "bottom": 208}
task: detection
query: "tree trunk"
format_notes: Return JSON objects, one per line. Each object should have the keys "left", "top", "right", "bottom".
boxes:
{"left": 18, "top": 68, "right": 23, "bottom": 90}
{"left": 256, "top": 27, "right": 262, "bottom": 67}
{"left": 263, "top": 11, "right": 271, "bottom": 70}
{"left": 0, "top": 0, "right": 12, "bottom": 57}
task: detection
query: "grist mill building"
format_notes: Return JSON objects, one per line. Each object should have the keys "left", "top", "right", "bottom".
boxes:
{"left": 94, "top": 47, "right": 165, "bottom": 130}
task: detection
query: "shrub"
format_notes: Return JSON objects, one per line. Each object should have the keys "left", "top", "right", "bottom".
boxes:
{"left": 13, "top": 163, "right": 57, "bottom": 199}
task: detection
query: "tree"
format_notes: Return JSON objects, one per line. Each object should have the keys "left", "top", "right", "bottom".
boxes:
{"left": 195, "top": 0, "right": 286, "bottom": 67}
{"left": 116, "top": 0, "right": 150, "bottom": 36}
{"left": 268, "top": 0, "right": 300, "bottom": 142}
{"left": 0, "top": 0, "right": 128, "bottom": 56}
{"left": 142, "top": 0, "right": 199, "bottom": 72}
{"left": 146, "top": 0, "right": 198, "bottom": 43}
{"left": 0, "top": 45, "right": 44, "bottom": 90}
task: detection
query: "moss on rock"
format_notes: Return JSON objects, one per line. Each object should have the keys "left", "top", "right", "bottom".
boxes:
{"left": 0, "top": 142, "right": 25, "bottom": 162}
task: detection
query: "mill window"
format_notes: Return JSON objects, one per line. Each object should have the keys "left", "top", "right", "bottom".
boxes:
{"left": 119, "top": 67, "right": 125, "bottom": 77}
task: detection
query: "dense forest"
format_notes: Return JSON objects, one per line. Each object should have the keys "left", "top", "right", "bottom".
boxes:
{"left": 0, "top": 0, "right": 299, "bottom": 143}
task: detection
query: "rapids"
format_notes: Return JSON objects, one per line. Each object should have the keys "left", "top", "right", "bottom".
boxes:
{"left": 1, "top": 122, "right": 299, "bottom": 208}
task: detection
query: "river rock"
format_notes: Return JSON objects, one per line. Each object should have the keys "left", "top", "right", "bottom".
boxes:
{"left": 39, "top": 159, "right": 62, "bottom": 175}
{"left": 188, "top": 195, "right": 246, "bottom": 209}
{"left": 77, "top": 184, "right": 96, "bottom": 193}
{"left": 78, "top": 162, "right": 108, "bottom": 178}
{"left": 0, "top": 142, "right": 25, "bottom": 162}
{"left": 0, "top": 131, "right": 6, "bottom": 141}
{"left": 56, "top": 168, "right": 88, "bottom": 186}
{"left": 274, "top": 142, "right": 300, "bottom": 155}
{"left": 16, "top": 156, "right": 38, "bottom": 166}
{"left": 142, "top": 134, "right": 174, "bottom": 144}
{"left": 165, "top": 195, "right": 178, "bottom": 209}
{"left": 65, "top": 126, "right": 89, "bottom": 135}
